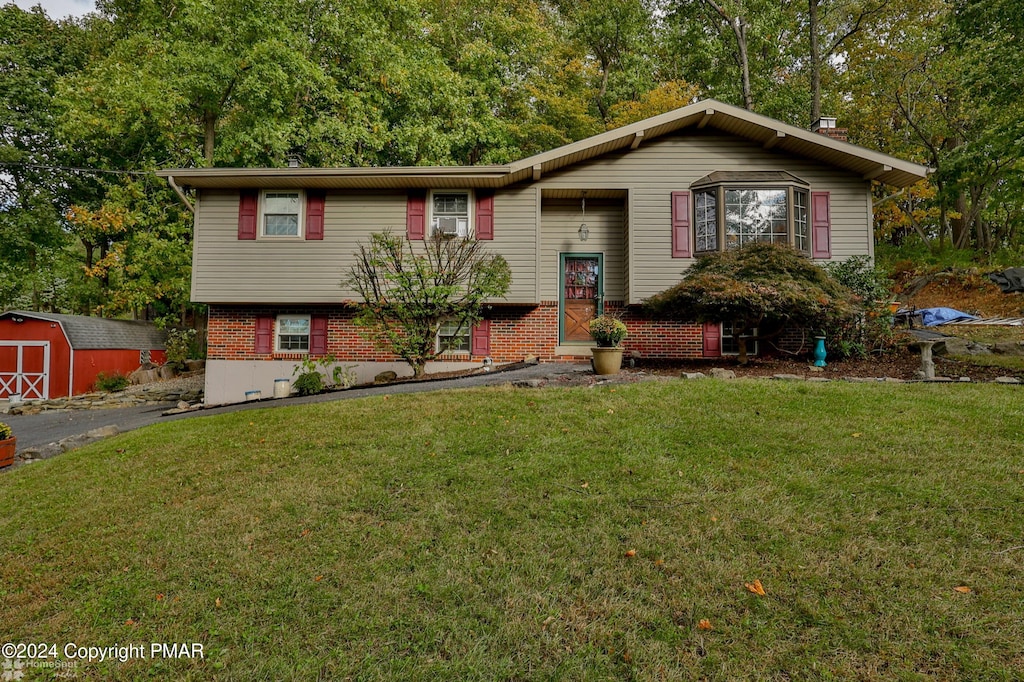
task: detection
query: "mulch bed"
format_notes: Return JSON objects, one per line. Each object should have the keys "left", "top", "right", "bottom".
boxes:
{"left": 632, "top": 349, "right": 1018, "bottom": 382}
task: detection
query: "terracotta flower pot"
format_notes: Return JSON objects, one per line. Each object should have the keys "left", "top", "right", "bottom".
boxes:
{"left": 0, "top": 437, "right": 15, "bottom": 469}
{"left": 591, "top": 347, "right": 624, "bottom": 375}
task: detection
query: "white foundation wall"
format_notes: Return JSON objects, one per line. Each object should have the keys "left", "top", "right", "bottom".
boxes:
{"left": 204, "top": 359, "right": 483, "bottom": 406}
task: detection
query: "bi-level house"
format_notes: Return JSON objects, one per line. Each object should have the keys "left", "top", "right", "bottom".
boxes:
{"left": 159, "top": 99, "right": 928, "bottom": 405}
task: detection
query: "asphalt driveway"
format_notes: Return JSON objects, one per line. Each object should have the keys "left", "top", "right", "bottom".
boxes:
{"left": 4, "top": 362, "right": 584, "bottom": 455}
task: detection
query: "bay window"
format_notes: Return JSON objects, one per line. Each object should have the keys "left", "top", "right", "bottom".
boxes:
{"left": 691, "top": 172, "right": 811, "bottom": 254}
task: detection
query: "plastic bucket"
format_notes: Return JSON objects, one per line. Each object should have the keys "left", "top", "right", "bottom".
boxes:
{"left": 273, "top": 379, "right": 291, "bottom": 398}
{"left": 244, "top": 390, "right": 262, "bottom": 401}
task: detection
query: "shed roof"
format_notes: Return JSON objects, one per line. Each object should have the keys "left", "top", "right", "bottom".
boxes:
{"left": 0, "top": 311, "right": 166, "bottom": 350}
{"left": 158, "top": 99, "right": 930, "bottom": 190}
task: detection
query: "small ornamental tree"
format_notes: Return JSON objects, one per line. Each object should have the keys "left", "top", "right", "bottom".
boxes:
{"left": 347, "top": 231, "right": 512, "bottom": 377}
{"left": 645, "top": 242, "right": 860, "bottom": 364}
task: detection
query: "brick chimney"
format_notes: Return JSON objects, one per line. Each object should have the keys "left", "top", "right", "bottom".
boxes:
{"left": 811, "top": 116, "right": 848, "bottom": 142}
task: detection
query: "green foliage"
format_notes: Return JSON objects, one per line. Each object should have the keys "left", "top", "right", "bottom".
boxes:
{"left": 646, "top": 243, "right": 860, "bottom": 362}
{"left": 292, "top": 370, "right": 325, "bottom": 397}
{"left": 291, "top": 354, "right": 353, "bottom": 395}
{"left": 0, "top": 422, "right": 12, "bottom": 440}
{"left": 348, "top": 232, "right": 512, "bottom": 377}
{"left": 93, "top": 371, "right": 129, "bottom": 393}
{"left": 589, "top": 314, "right": 628, "bottom": 347}
{"left": 163, "top": 328, "right": 197, "bottom": 370}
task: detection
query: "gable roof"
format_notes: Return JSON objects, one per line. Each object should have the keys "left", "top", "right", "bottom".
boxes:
{"left": 158, "top": 99, "right": 929, "bottom": 190}
{"left": 0, "top": 311, "right": 166, "bottom": 350}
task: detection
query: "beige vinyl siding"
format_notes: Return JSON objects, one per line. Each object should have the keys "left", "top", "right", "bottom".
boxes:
{"left": 540, "top": 199, "right": 624, "bottom": 302}
{"left": 535, "top": 131, "right": 874, "bottom": 303}
{"left": 489, "top": 187, "right": 538, "bottom": 303}
{"left": 192, "top": 188, "right": 538, "bottom": 304}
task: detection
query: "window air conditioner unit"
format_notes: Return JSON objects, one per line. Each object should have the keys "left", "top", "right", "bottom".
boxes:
{"left": 435, "top": 216, "right": 464, "bottom": 236}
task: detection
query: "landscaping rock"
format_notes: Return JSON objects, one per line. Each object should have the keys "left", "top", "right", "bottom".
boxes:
{"left": 991, "top": 341, "right": 1024, "bottom": 356}
{"left": 159, "top": 364, "right": 177, "bottom": 380}
{"left": 130, "top": 368, "right": 160, "bottom": 384}
{"left": 709, "top": 368, "right": 736, "bottom": 379}
{"left": 680, "top": 372, "right": 706, "bottom": 380}
{"left": 936, "top": 337, "right": 991, "bottom": 356}
{"left": 771, "top": 374, "right": 805, "bottom": 381}
{"left": 994, "top": 376, "right": 1021, "bottom": 384}
{"left": 523, "top": 355, "right": 539, "bottom": 364}
{"left": 374, "top": 371, "right": 398, "bottom": 384}
{"left": 185, "top": 359, "right": 207, "bottom": 372}
{"left": 86, "top": 425, "right": 120, "bottom": 439}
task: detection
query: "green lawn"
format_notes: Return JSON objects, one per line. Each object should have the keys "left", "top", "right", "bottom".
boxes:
{"left": 2, "top": 381, "right": 1023, "bottom": 680}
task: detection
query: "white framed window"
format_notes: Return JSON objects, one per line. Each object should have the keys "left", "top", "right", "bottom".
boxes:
{"left": 430, "top": 191, "right": 472, "bottom": 238}
{"left": 437, "top": 320, "right": 471, "bottom": 354}
{"left": 721, "top": 321, "right": 758, "bottom": 356}
{"left": 276, "top": 314, "right": 311, "bottom": 352}
{"left": 261, "top": 190, "right": 303, "bottom": 237}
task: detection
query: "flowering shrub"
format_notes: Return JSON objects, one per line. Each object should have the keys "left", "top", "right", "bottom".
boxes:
{"left": 589, "top": 315, "right": 628, "bottom": 347}
{"left": 0, "top": 422, "right": 12, "bottom": 440}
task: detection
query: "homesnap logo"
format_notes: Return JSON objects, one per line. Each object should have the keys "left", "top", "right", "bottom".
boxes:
{"left": 1, "top": 658, "right": 25, "bottom": 682}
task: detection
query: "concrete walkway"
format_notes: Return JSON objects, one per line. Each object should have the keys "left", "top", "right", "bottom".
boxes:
{"left": 4, "top": 362, "right": 586, "bottom": 456}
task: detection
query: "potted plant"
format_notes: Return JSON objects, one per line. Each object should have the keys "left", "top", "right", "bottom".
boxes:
{"left": 589, "top": 315, "right": 628, "bottom": 375}
{"left": 0, "top": 422, "right": 15, "bottom": 469}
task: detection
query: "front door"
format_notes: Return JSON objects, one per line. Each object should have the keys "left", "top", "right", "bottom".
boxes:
{"left": 0, "top": 341, "right": 50, "bottom": 400}
{"left": 561, "top": 254, "right": 603, "bottom": 344}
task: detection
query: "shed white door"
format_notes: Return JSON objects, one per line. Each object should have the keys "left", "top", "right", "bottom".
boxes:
{"left": 0, "top": 341, "right": 50, "bottom": 400}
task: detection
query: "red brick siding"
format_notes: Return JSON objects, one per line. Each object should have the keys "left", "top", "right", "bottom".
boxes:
{"left": 207, "top": 304, "right": 710, "bottom": 362}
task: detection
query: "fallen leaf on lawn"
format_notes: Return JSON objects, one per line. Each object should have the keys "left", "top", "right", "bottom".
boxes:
{"left": 125, "top": 619, "right": 137, "bottom": 626}
{"left": 654, "top": 559, "right": 664, "bottom": 567}
{"left": 383, "top": 395, "right": 390, "bottom": 400}
{"left": 745, "top": 579, "right": 766, "bottom": 596}
{"left": 851, "top": 433, "right": 862, "bottom": 438}
{"left": 698, "top": 619, "right": 712, "bottom": 630}
{"left": 300, "top": 528, "right": 311, "bottom": 537}
{"left": 215, "top": 598, "right": 222, "bottom": 608}
{"left": 156, "top": 593, "right": 164, "bottom": 601}
{"left": 625, "top": 549, "right": 637, "bottom": 557}
{"left": 954, "top": 585, "right": 972, "bottom": 593}
{"left": 314, "top": 575, "right": 323, "bottom": 582}
{"left": 607, "top": 408, "right": 614, "bottom": 414}
{"left": 259, "top": 438, "right": 266, "bottom": 444}
{"left": 581, "top": 482, "right": 589, "bottom": 489}
{"left": 710, "top": 516, "right": 718, "bottom": 522}
{"left": 541, "top": 615, "right": 555, "bottom": 630}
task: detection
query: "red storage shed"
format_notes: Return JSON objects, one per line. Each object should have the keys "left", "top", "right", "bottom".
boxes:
{"left": 0, "top": 311, "right": 167, "bottom": 400}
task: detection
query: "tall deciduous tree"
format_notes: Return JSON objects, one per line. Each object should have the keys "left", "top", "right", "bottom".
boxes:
{"left": 0, "top": 6, "right": 90, "bottom": 311}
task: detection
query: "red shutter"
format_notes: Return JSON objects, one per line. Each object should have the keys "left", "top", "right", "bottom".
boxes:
{"left": 306, "top": 191, "right": 325, "bottom": 240}
{"left": 475, "top": 191, "right": 494, "bottom": 240}
{"left": 310, "top": 314, "right": 328, "bottom": 355}
{"left": 811, "top": 191, "right": 831, "bottom": 259}
{"left": 702, "top": 322, "right": 721, "bottom": 358}
{"left": 471, "top": 319, "right": 491, "bottom": 356}
{"left": 255, "top": 315, "right": 274, "bottom": 354}
{"left": 238, "top": 190, "right": 258, "bottom": 240}
{"left": 407, "top": 191, "right": 426, "bottom": 240}
{"left": 671, "top": 191, "right": 692, "bottom": 258}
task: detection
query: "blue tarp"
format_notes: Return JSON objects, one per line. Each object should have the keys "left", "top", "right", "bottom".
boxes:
{"left": 918, "top": 307, "right": 980, "bottom": 326}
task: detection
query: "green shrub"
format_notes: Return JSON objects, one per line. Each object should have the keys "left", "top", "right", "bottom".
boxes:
{"left": 94, "top": 371, "right": 130, "bottom": 392}
{"left": 292, "top": 371, "right": 325, "bottom": 396}
{"left": 164, "top": 328, "right": 198, "bottom": 370}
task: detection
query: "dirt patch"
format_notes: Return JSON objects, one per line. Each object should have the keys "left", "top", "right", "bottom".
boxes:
{"left": 894, "top": 269, "right": 1024, "bottom": 317}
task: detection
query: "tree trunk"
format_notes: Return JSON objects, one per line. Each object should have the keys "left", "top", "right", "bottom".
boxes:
{"left": 203, "top": 110, "right": 216, "bottom": 167}
{"left": 809, "top": 0, "right": 821, "bottom": 123}
{"left": 704, "top": 0, "right": 754, "bottom": 111}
